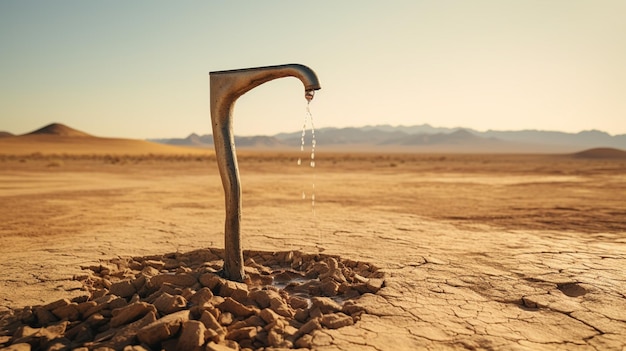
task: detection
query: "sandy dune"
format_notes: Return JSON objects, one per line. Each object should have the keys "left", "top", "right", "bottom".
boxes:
{"left": 0, "top": 133, "right": 625, "bottom": 350}
{"left": 0, "top": 123, "right": 211, "bottom": 156}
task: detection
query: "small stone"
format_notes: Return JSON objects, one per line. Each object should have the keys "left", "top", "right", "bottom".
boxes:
{"left": 319, "top": 257, "right": 347, "bottom": 282}
{"left": 295, "top": 318, "right": 321, "bottom": 338}
{"left": 218, "top": 312, "right": 233, "bottom": 326}
{"left": 218, "top": 297, "right": 256, "bottom": 318}
{"left": 219, "top": 280, "right": 249, "bottom": 300}
{"left": 128, "top": 294, "right": 141, "bottom": 303}
{"left": 85, "top": 313, "right": 108, "bottom": 328}
{"left": 153, "top": 292, "right": 187, "bottom": 315}
{"left": 141, "top": 266, "right": 160, "bottom": 277}
{"left": 210, "top": 295, "right": 225, "bottom": 306}
{"left": 259, "top": 308, "right": 281, "bottom": 324}
{"left": 109, "top": 280, "right": 136, "bottom": 298}
{"left": 310, "top": 297, "right": 341, "bottom": 314}
{"left": 13, "top": 321, "right": 69, "bottom": 345}
{"left": 150, "top": 273, "right": 197, "bottom": 288}
{"left": 189, "top": 287, "right": 214, "bottom": 306}
{"left": 309, "top": 307, "right": 323, "bottom": 319}
{"left": 204, "top": 327, "right": 222, "bottom": 343}
{"left": 91, "top": 288, "right": 109, "bottom": 299}
{"left": 366, "top": 278, "right": 384, "bottom": 293}
{"left": 352, "top": 273, "right": 369, "bottom": 284}
{"left": 342, "top": 301, "right": 366, "bottom": 317}
{"left": 145, "top": 284, "right": 181, "bottom": 303}
{"left": 51, "top": 303, "right": 80, "bottom": 321}
{"left": 294, "top": 308, "right": 309, "bottom": 323}
{"left": 249, "top": 289, "right": 279, "bottom": 309}
{"left": 319, "top": 277, "right": 340, "bottom": 296}
{"left": 228, "top": 315, "right": 264, "bottom": 331}
{"left": 176, "top": 320, "right": 206, "bottom": 351}
{"left": 44, "top": 298, "right": 71, "bottom": 311}
{"left": 108, "top": 297, "right": 128, "bottom": 310}
{"left": 200, "top": 310, "right": 222, "bottom": 331}
{"left": 320, "top": 312, "right": 354, "bottom": 329}
{"left": 253, "top": 329, "right": 268, "bottom": 344}
{"left": 131, "top": 274, "right": 147, "bottom": 290}
{"left": 181, "top": 287, "right": 196, "bottom": 300}
{"left": 110, "top": 302, "right": 156, "bottom": 328}
{"left": 128, "top": 259, "right": 143, "bottom": 270}
{"left": 267, "top": 329, "right": 284, "bottom": 348}
{"left": 100, "top": 311, "right": 157, "bottom": 350}
{"left": 76, "top": 301, "right": 98, "bottom": 316}
{"left": 136, "top": 310, "right": 190, "bottom": 347}
{"left": 225, "top": 326, "right": 257, "bottom": 342}
{"left": 294, "top": 334, "right": 313, "bottom": 348}
{"left": 83, "top": 295, "right": 116, "bottom": 318}
{"left": 199, "top": 273, "right": 223, "bottom": 290}
{"left": 144, "top": 260, "right": 165, "bottom": 270}
{"left": 288, "top": 296, "right": 309, "bottom": 310}
{"left": 306, "top": 261, "right": 329, "bottom": 278}
{"left": 64, "top": 323, "right": 93, "bottom": 343}
{"left": 269, "top": 297, "right": 292, "bottom": 318}
{"left": 34, "top": 306, "right": 58, "bottom": 325}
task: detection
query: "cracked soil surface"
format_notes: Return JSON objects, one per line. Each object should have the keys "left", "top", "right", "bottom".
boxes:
{"left": 1, "top": 152, "right": 625, "bottom": 350}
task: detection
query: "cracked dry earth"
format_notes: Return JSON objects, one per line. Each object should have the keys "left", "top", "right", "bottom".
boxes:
{"left": 1, "top": 152, "right": 625, "bottom": 350}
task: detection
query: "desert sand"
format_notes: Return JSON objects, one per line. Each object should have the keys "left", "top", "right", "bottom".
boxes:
{"left": 1, "top": 133, "right": 625, "bottom": 350}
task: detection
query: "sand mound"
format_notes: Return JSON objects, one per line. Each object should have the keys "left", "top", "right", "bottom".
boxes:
{"left": 0, "top": 123, "right": 212, "bottom": 156}
{"left": 25, "top": 123, "right": 92, "bottom": 137}
{"left": 572, "top": 147, "right": 626, "bottom": 159}
{"left": 0, "top": 249, "right": 384, "bottom": 350}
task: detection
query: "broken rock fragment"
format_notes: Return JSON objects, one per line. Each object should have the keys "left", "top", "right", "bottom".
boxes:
{"left": 136, "top": 310, "right": 190, "bottom": 347}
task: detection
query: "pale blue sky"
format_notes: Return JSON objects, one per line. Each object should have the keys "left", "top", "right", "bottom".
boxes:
{"left": 1, "top": 1, "right": 625, "bottom": 138}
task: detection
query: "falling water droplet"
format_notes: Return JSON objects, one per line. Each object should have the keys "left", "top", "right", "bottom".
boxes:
{"left": 300, "top": 115, "right": 307, "bottom": 154}
{"left": 309, "top": 102, "right": 316, "bottom": 169}
{"left": 305, "top": 89, "right": 315, "bottom": 102}
{"left": 297, "top": 158, "right": 301, "bottom": 166}
{"left": 302, "top": 192, "right": 306, "bottom": 200}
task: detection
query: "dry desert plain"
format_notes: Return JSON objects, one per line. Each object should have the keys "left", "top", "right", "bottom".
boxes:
{"left": 1, "top": 133, "right": 626, "bottom": 350}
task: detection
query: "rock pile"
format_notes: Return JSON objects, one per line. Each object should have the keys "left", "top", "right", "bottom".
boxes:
{"left": 0, "top": 249, "right": 384, "bottom": 350}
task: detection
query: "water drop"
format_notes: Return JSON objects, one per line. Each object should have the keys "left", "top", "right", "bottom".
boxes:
{"left": 302, "top": 192, "right": 306, "bottom": 199}
{"left": 297, "top": 158, "right": 301, "bottom": 166}
{"left": 305, "top": 89, "right": 315, "bottom": 102}
{"left": 310, "top": 160, "right": 315, "bottom": 168}
{"left": 299, "top": 115, "right": 307, "bottom": 154}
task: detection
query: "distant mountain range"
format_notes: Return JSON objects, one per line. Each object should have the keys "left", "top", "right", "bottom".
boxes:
{"left": 2, "top": 123, "right": 626, "bottom": 156}
{"left": 150, "top": 124, "right": 626, "bottom": 153}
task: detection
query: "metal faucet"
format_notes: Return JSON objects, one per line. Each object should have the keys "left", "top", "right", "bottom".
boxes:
{"left": 209, "top": 64, "right": 321, "bottom": 281}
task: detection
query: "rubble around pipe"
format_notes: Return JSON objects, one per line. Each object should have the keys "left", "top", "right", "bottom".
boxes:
{"left": 0, "top": 248, "right": 384, "bottom": 350}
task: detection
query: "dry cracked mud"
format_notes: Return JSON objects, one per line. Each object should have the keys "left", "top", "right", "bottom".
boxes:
{"left": 1, "top": 153, "right": 625, "bottom": 350}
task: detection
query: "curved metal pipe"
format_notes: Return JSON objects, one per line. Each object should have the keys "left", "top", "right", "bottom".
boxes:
{"left": 209, "top": 64, "right": 321, "bottom": 281}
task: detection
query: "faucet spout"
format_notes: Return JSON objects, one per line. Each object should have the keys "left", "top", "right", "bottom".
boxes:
{"left": 209, "top": 64, "right": 321, "bottom": 281}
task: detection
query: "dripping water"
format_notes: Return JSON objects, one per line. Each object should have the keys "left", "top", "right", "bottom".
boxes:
{"left": 301, "top": 90, "right": 320, "bottom": 248}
